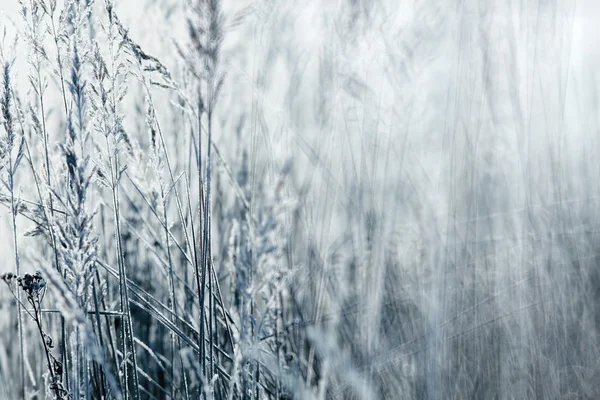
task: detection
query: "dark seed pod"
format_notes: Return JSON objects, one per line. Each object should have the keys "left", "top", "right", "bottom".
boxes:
{"left": 53, "top": 359, "right": 63, "bottom": 376}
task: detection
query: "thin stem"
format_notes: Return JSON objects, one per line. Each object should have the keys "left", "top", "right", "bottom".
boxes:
{"left": 8, "top": 144, "right": 26, "bottom": 400}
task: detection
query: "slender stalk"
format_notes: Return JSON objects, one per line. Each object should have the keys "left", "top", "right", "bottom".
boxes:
{"left": 106, "top": 134, "right": 140, "bottom": 400}
{"left": 7, "top": 118, "right": 26, "bottom": 400}
{"left": 158, "top": 169, "right": 179, "bottom": 397}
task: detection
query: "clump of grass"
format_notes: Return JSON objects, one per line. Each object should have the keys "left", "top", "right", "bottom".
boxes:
{"left": 3, "top": 0, "right": 377, "bottom": 397}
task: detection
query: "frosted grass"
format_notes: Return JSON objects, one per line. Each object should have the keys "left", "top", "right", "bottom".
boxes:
{"left": 0, "top": 0, "right": 599, "bottom": 399}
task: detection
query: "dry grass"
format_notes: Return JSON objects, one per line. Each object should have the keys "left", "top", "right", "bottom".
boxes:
{"left": 1, "top": 0, "right": 600, "bottom": 399}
